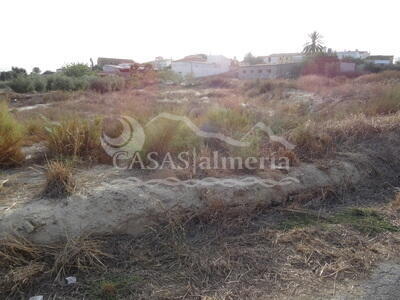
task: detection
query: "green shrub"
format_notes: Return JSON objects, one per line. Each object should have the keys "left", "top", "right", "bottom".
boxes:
{"left": 72, "top": 76, "right": 92, "bottom": 91}
{"left": 0, "top": 102, "right": 25, "bottom": 167}
{"left": 62, "top": 63, "right": 93, "bottom": 77}
{"left": 49, "top": 75, "right": 74, "bottom": 91}
{"left": 8, "top": 76, "right": 34, "bottom": 93}
{"left": 0, "top": 81, "right": 10, "bottom": 90}
{"left": 32, "top": 76, "right": 47, "bottom": 92}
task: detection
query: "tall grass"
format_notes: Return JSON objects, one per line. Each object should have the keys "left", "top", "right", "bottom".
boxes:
{"left": 365, "top": 85, "right": 400, "bottom": 115}
{"left": 43, "top": 116, "right": 103, "bottom": 162}
{"left": 0, "top": 102, "right": 25, "bottom": 167}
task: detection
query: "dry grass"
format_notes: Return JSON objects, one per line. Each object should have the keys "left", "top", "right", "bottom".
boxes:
{"left": 51, "top": 236, "right": 111, "bottom": 280}
{"left": 42, "top": 160, "right": 76, "bottom": 198}
{"left": 0, "top": 235, "right": 110, "bottom": 295}
{"left": 0, "top": 102, "right": 25, "bottom": 167}
{"left": 355, "top": 70, "right": 400, "bottom": 84}
{"left": 43, "top": 116, "right": 103, "bottom": 162}
{"left": 0, "top": 203, "right": 400, "bottom": 299}
{"left": 391, "top": 192, "right": 400, "bottom": 211}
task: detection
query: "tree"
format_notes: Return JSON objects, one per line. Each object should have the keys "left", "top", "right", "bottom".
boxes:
{"left": 62, "top": 63, "right": 92, "bottom": 77}
{"left": 32, "top": 67, "right": 41, "bottom": 74}
{"left": 243, "top": 52, "right": 264, "bottom": 65}
{"left": 302, "top": 31, "right": 324, "bottom": 56}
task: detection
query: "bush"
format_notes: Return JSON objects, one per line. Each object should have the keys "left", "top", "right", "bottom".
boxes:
{"left": 43, "top": 116, "right": 103, "bottom": 162}
{"left": 89, "top": 77, "right": 110, "bottom": 93}
{"left": 32, "top": 76, "right": 47, "bottom": 92}
{"left": 42, "top": 160, "right": 76, "bottom": 198}
{"left": 158, "top": 69, "right": 182, "bottom": 84}
{"left": 48, "top": 75, "right": 74, "bottom": 91}
{"left": 62, "top": 63, "right": 92, "bottom": 77}
{"left": 8, "top": 76, "right": 34, "bottom": 93}
{"left": 0, "top": 102, "right": 25, "bottom": 167}
{"left": 72, "top": 76, "right": 91, "bottom": 91}
{"left": 89, "top": 76, "right": 125, "bottom": 93}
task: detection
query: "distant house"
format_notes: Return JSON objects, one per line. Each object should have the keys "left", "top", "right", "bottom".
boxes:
{"left": 238, "top": 63, "right": 299, "bottom": 80}
{"left": 97, "top": 57, "right": 135, "bottom": 68}
{"left": 336, "top": 50, "right": 370, "bottom": 60}
{"left": 261, "top": 53, "right": 304, "bottom": 65}
{"left": 365, "top": 56, "right": 394, "bottom": 65}
{"left": 171, "top": 54, "right": 231, "bottom": 78}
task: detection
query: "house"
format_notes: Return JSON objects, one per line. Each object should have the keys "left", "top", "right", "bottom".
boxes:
{"left": 150, "top": 57, "right": 172, "bottom": 70}
{"left": 238, "top": 63, "right": 300, "bottom": 80}
{"left": 97, "top": 57, "right": 135, "bottom": 68}
{"left": 365, "top": 56, "right": 394, "bottom": 65}
{"left": 336, "top": 50, "right": 370, "bottom": 60}
{"left": 171, "top": 54, "right": 231, "bottom": 78}
{"left": 261, "top": 53, "right": 304, "bottom": 65}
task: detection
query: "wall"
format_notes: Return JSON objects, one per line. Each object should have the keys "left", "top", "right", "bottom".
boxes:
{"left": 171, "top": 56, "right": 231, "bottom": 78}
{"left": 238, "top": 63, "right": 299, "bottom": 80}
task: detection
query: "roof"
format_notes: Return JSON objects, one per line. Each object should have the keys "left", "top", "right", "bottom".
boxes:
{"left": 366, "top": 55, "right": 394, "bottom": 60}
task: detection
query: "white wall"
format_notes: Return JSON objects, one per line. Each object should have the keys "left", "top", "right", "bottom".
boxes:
{"left": 171, "top": 55, "right": 231, "bottom": 78}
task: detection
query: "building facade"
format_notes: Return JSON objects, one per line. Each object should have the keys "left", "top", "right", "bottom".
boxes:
{"left": 262, "top": 53, "right": 304, "bottom": 65}
{"left": 365, "top": 56, "right": 394, "bottom": 65}
{"left": 171, "top": 55, "right": 231, "bottom": 78}
{"left": 238, "top": 63, "right": 299, "bottom": 80}
{"left": 336, "top": 50, "right": 370, "bottom": 60}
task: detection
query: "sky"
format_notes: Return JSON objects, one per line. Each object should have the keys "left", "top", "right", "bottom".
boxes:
{"left": 1, "top": 0, "right": 399, "bottom": 72}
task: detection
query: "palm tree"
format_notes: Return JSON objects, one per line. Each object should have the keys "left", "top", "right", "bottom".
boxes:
{"left": 302, "top": 31, "right": 324, "bottom": 56}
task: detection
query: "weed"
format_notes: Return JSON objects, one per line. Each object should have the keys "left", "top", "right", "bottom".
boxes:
{"left": 0, "top": 102, "right": 25, "bottom": 167}
{"left": 43, "top": 116, "right": 103, "bottom": 162}
{"left": 42, "top": 160, "right": 76, "bottom": 198}
{"left": 331, "top": 208, "right": 399, "bottom": 234}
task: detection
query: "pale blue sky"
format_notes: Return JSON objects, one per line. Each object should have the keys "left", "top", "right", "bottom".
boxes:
{"left": 1, "top": 0, "right": 399, "bottom": 72}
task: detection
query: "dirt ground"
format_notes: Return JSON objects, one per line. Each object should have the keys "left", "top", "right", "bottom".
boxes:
{"left": 2, "top": 77, "right": 400, "bottom": 299}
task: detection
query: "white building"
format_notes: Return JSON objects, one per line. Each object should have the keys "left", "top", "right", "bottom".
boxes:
{"left": 365, "top": 56, "right": 394, "bottom": 65}
{"left": 262, "top": 53, "right": 304, "bottom": 65}
{"left": 171, "top": 55, "right": 231, "bottom": 78}
{"left": 336, "top": 50, "right": 370, "bottom": 60}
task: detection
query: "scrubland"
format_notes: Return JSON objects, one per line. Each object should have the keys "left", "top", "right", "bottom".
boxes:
{"left": 1, "top": 71, "right": 400, "bottom": 298}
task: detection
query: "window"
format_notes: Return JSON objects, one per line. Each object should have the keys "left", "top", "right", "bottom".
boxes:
{"left": 258, "top": 69, "right": 262, "bottom": 73}
{"left": 243, "top": 70, "right": 247, "bottom": 74}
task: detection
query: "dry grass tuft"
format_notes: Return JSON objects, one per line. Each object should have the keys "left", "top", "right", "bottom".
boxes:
{"left": 0, "top": 236, "right": 43, "bottom": 268}
{"left": 43, "top": 116, "right": 103, "bottom": 162}
{"left": 391, "top": 192, "right": 400, "bottom": 211}
{"left": 0, "top": 102, "right": 25, "bottom": 167}
{"left": 3, "top": 262, "right": 46, "bottom": 292}
{"left": 52, "top": 236, "right": 111, "bottom": 280}
{"left": 42, "top": 160, "right": 76, "bottom": 198}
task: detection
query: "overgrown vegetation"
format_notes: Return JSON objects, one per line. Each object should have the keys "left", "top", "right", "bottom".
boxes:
{"left": 43, "top": 116, "right": 103, "bottom": 162}
{"left": 0, "top": 102, "right": 25, "bottom": 167}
